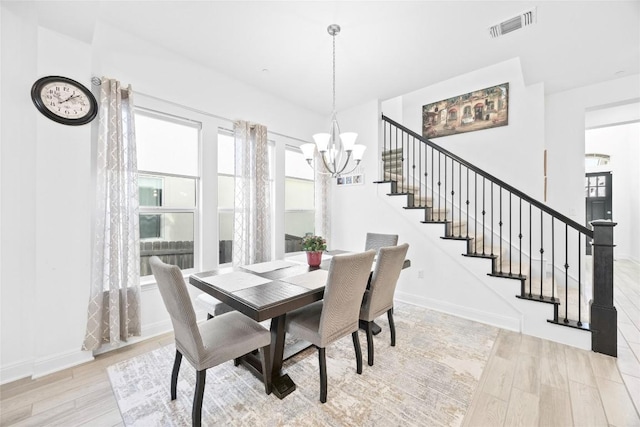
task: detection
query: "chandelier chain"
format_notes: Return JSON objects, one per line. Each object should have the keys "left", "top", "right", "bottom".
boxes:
{"left": 332, "top": 31, "right": 336, "bottom": 114}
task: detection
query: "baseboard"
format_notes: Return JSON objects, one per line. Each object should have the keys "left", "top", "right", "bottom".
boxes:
{"left": 32, "top": 349, "right": 94, "bottom": 380}
{"left": 1, "top": 358, "right": 35, "bottom": 385}
{"left": 395, "top": 291, "right": 521, "bottom": 332}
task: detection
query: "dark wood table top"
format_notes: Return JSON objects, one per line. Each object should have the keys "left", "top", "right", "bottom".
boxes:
{"left": 188, "top": 251, "right": 410, "bottom": 322}
{"left": 189, "top": 257, "right": 330, "bottom": 322}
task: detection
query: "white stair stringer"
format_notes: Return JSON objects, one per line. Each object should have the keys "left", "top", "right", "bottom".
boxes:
{"left": 377, "top": 181, "right": 591, "bottom": 350}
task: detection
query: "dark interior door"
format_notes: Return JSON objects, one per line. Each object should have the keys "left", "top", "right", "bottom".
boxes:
{"left": 585, "top": 171, "right": 612, "bottom": 255}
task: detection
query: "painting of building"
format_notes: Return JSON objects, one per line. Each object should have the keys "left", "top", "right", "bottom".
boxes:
{"left": 422, "top": 83, "right": 509, "bottom": 138}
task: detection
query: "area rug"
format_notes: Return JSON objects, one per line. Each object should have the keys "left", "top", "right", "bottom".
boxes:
{"left": 107, "top": 303, "right": 498, "bottom": 426}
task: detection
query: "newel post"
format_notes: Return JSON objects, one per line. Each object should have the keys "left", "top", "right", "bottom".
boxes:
{"left": 589, "top": 220, "right": 617, "bottom": 357}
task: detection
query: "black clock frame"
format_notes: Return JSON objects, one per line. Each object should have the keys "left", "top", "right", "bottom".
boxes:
{"left": 31, "top": 75, "right": 98, "bottom": 126}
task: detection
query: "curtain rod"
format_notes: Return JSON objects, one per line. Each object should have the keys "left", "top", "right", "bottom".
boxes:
{"left": 92, "top": 77, "right": 311, "bottom": 145}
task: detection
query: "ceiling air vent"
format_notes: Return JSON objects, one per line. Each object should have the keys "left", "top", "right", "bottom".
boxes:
{"left": 489, "top": 8, "right": 537, "bottom": 38}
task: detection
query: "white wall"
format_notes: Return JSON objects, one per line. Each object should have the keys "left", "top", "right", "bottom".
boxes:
{"left": 1, "top": 5, "right": 39, "bottom": 383}
{"left": 0, "top": 11, "right": 324, "bottom": 383}
{"left": 545, "top": 75, "right": 640, "bottom": 225}
{"left": 586, "top": 123, "right": 640, "bottom": 261}
{"left": 389, "top": 57, "right": 545, "bottom": 198}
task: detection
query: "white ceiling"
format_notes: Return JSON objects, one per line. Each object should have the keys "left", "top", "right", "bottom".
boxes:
{"left": 6, "top": 1, "right": 640, "bottom": 115}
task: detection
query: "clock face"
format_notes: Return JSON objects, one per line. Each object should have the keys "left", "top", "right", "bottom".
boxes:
{"left": 31, "top": 76, "right": 98, "bottom": 125}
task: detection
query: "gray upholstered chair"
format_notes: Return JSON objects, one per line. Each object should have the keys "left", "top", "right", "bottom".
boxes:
{"left": 364, "top": 232, "right": 398, "bottom": 252}
{"left": 149, "top": 256, "right": 272, "bottom": 427}
{"left": 194, "top": 293, "right": 233, "bottom": 320}
{"left": 359, "top": 243, "right": 409, "bottom": 366}
{"left": 285, "top": 250, "right": 376, "bottom": 403}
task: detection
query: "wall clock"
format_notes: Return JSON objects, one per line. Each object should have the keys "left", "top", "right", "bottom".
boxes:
{"left": 31, "top": 76, "right": 98, "bottom": 126}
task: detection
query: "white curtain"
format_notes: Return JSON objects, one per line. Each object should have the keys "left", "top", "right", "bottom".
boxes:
{"left": 82, "top": 77, "right": 141, "bottom": 351}
{"left": 232, "top": 121, "right": 271, "bottom": 266}
{"left": 314, "top": 152, "right": 331, "bottom": 246}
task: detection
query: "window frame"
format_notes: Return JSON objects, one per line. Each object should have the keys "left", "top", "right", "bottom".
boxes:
{"left": 135, "top": 106, "right": 202, "bottom": 282}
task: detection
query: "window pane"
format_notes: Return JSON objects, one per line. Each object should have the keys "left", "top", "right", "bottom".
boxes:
{"left": 139, "top": 212, "right": 194, "bottom": 276}
{"left": 218, "top": 132, "right": 235, "bottom": 175}
{"left": 284, "top": 211, "right": 314, "bottom": 253}
{"left": 285, "top": 178, "right": 314, "bottom": 210}
{"left": 219, "top": 211, "right": 233, "bottom": 264}
{"left": 136, "top": 113, "right": 199, "bottom": 176}
{"left": 218, "top": 175, "right": 234, "bottom": 209}
{"left": 139, "top": 176, "right": 162, "bottom": 207}
{"left": 139, "top": 174, "right": 196, "bottom": 208}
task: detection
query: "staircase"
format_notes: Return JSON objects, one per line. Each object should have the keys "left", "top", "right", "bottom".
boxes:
{"left": 377, "top": 115, "right": 617, "bottom": 356}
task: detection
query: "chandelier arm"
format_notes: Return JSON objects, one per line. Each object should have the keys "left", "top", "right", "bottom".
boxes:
{"left": 319, "top": 151, "right": 337, "bottom": 176}
{"left": 334, "top": 151, "right": 354, "bottom": 176}
{"left": 340, "top": 159, "right": 362, "bottom": 176}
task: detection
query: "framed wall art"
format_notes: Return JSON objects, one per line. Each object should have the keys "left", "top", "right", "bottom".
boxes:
{"left": 336, "top": 173, "right": 364, "bottom": 186}
{"left": 422, "top": 82, "right": 509, "bottom": 138}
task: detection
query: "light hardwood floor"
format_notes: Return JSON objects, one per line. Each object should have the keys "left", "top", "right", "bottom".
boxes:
{"left": 2, "top": 260, "right": 639, "bottom": 427}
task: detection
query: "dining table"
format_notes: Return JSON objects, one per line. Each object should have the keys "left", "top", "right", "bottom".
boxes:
{"left": 188, "top": 250, "right": 410, "bottom": 399}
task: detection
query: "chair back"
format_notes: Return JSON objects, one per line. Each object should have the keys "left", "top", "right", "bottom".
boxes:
{"left": 318, "top": 250, "right": 376, "bottom": 346}
{"left": 149, "top": 256, "right": 204, "bottom": 362}
{"left": 361, "top": 243, "right": 409, "bottom": 321}
{"left": 364, "top": 233, "right": 398, "bottom": 252}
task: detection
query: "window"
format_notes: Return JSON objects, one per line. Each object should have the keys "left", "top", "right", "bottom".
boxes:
{"left": 284, "top": 147, "right": 315, "bottom": 253}
{"left": 585, "top": 153, "right": 610, "bottom": 168}
{"left": 135, "top": 110, "right": 200, "bottom": 277}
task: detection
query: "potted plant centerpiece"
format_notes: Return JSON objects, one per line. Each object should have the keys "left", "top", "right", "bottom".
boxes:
{"left": 301, "top": 235, "right": 327, "bottom": 267}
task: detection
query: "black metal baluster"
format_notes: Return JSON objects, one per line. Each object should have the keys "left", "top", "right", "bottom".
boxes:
{"left": 431, "top": 147, "right": 435, "bottom": 221}
{"left": 444, "top": 156, "right": 448, "bottom": 228}
{"left": 458, "top": 163, "right": 462, "bottom": 237}
{"left": 509, "top": 191, "right": 512, "bottom": 275}
{"left": 383, "top": 120, "right": 387, "bottom": 180}
{"left": 438, "top": 153, "right": 442, "bottom": 221}
{"left": 519, "top": 198, "right": 522, "bottom": 276}
{"left": 412, "top": 137, "right": 416, "bottom": 205}
{"left": 394, "top": 127, "right": 398, "bottom": 188}
{"left": 474, "top": 173, "right": 478, "bottom": 254}
{"left": 499, "top": 187, "right": 503, "bottom": 273}
{"left": 401, "top": 131, "right": 406, "bottom": 194}
{"left": 482, "top": 178, "right": 486, "bottom": 255}
{"left": 418, "top": 138, "right": 422, "bottom": 207}
{"left": 551, "top": 218, "right": 555, "bottom": 301}
{"left": 466, "top": 168, "right": 469, "bottom": 239}
{"left": 450, "top": 159, "right": 455, "bottom": 235}
{"left": 529, "top": 203, "right": 532, "bottom": 298}
{"left": 564, "top": 224, "right": 569, "bottom": 323}
{"left": 539, "top": 210, "right": 544, "bottom": 299}
{"left": 490, "top": 183, "right": 494, "bottom": 256}
{"left": 578, "top": 233, "right": 582, "bottom": 327}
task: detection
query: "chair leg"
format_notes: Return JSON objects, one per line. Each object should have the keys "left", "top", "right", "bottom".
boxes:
{"left": 352, "top": 331, "right": 363, "bottom": 374}
{"left": 259, "top": 345, "right": 272, "bottom": 395}
{"left": 388, "top": 307, "right": 396, "bottom": 347}
{"left": 364, "top": 321, "right": 374, "bottom": 366}
{"left": 171, "top": 350, "right": 183, "bottom": 400}
{"left": 318, "top": 347, "right": 327, "bottom": 403}
{"left": 192, "top": 370, "right": 206, "bottom": 427}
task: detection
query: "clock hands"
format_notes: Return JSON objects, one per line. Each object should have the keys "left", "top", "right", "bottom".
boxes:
{"left": 60, "top": 93, "right": 81, "bottom": 104}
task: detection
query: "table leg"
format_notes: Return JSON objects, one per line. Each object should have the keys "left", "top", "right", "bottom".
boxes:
{"left": 359, "top": 319, "right": 382, "bottom": 335}
{"left": 270, "top": 314, "right": 296, "bottom": 399}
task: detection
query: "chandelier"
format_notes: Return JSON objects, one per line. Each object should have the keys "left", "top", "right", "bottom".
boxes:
{"left": 301, "top": 24, "right": 366, "bottom": 177}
